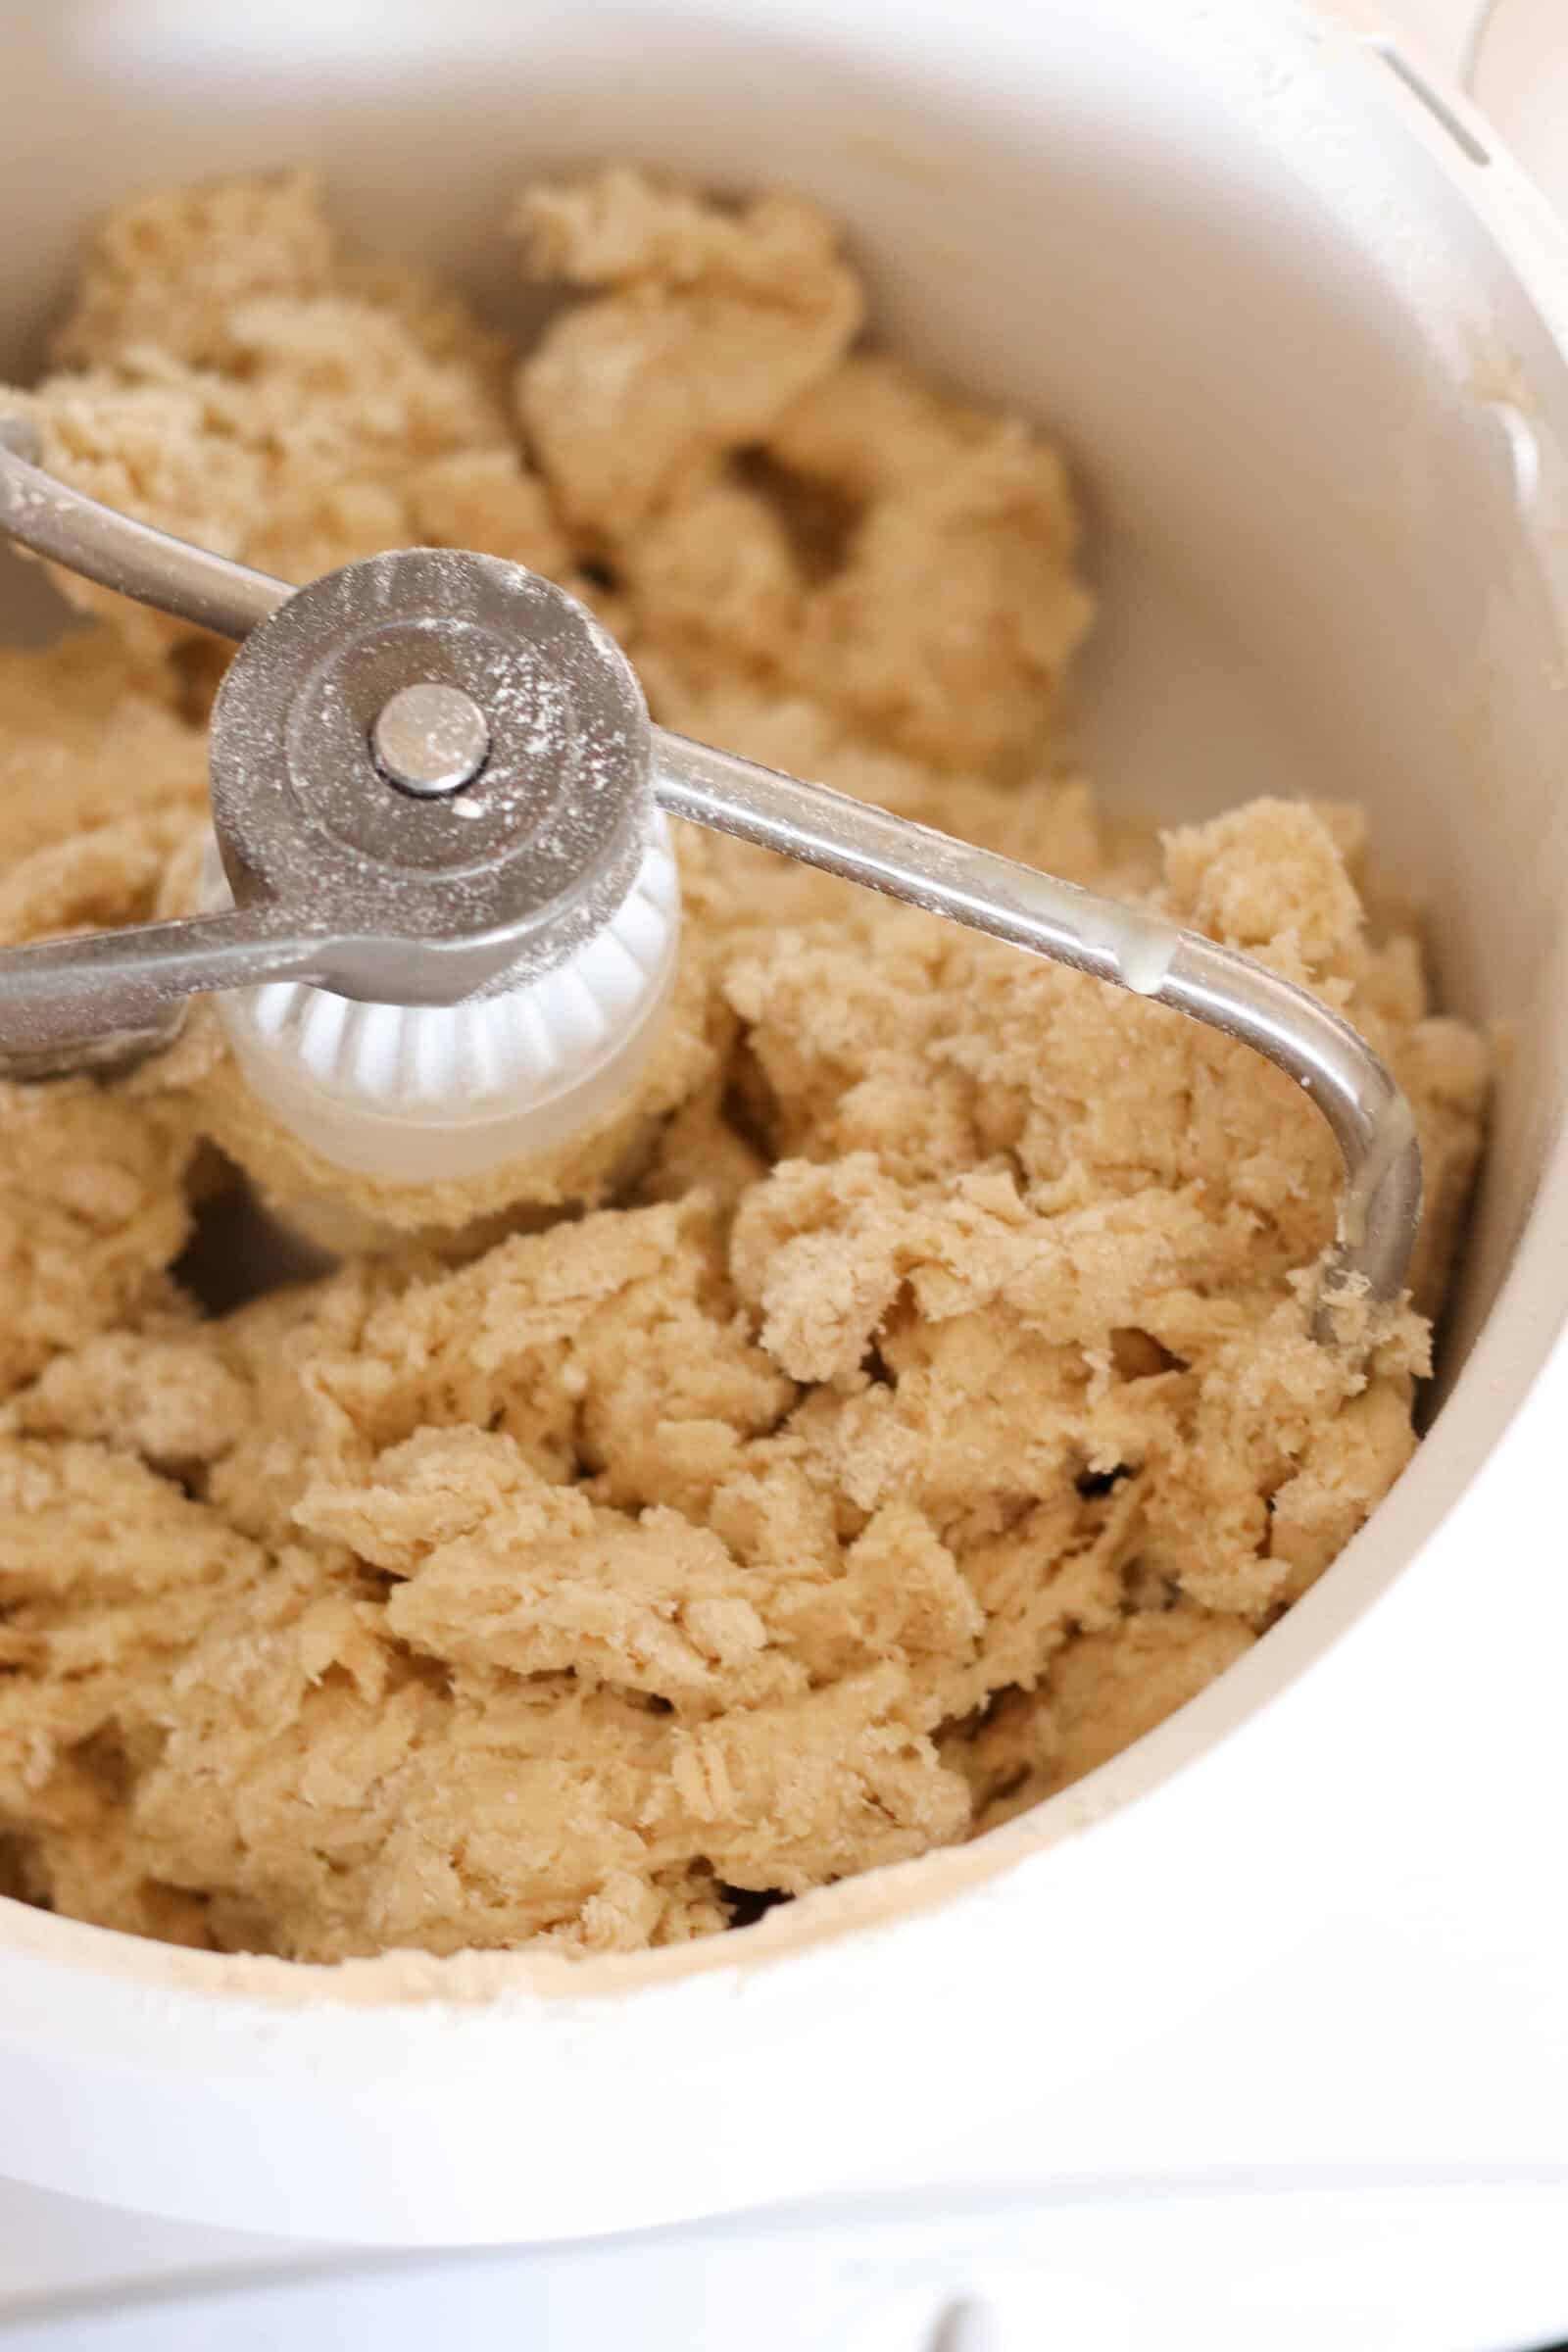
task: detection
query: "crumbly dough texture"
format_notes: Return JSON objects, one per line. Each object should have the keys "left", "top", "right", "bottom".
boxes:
{"left": 0, "top": 171, "right": 1488, "bottom": 1961}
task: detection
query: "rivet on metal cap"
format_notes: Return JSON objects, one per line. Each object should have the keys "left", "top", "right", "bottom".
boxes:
{"left": 370, "top": 681, "right": 492, "bottom": 799}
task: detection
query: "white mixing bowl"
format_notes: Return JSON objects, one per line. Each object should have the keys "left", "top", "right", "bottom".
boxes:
{"left": 4, "top": 0, "right": 1568, "bottom": 2246}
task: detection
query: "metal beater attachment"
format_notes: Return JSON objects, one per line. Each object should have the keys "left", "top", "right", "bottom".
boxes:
{"left": 0, "top": 413, "right": 1420, "bottom": 1321}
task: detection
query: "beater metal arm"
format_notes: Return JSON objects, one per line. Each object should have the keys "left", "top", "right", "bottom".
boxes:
{"left": 0, "top": 414, "right": 286, "bottom": 639}
{"left": 0, "top": 415, "right": 1421, "bottom": 1320}
{"left": 653, "top": 735, "right": 1422, "bottom": 1322}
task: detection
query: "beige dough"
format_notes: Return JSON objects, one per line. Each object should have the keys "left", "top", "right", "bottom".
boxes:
{"left": 0, "top": 170, "right": 1489, "bottom": 1962}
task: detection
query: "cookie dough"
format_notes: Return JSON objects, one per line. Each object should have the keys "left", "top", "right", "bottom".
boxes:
{"left": 0, "top": 170, "right": 1489, "bottom": 1962}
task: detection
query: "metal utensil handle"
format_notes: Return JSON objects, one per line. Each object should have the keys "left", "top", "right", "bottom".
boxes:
{"left": 0, "top": 884, "right": 598, "bottom": 1072}
{"left": 0, "top": 414, "right": 285, "bottom": 640}
{"left": 654, "top": 731, "right": 1422, "bottom": 1319}
{"left": 0, "top": 415, "right": 1421, "bottom": 1323}
{"left": 0, "top": 905, "right": 336, "bottom": 1075}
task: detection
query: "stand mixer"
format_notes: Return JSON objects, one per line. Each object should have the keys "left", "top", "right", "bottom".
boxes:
{"left": 5, "top": 0, "right": 1568, "bottom": 2344}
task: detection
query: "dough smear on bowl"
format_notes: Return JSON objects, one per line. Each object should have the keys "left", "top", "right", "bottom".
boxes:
{"left": 0, "top": 169, "right": 1488, "bottom": 1961}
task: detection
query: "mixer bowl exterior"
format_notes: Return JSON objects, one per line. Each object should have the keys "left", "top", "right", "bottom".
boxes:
{"left": 2, "top": 0, "right": 1568, "bottom": 2244}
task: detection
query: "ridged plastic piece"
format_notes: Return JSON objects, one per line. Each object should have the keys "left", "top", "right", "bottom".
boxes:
{"left": 207, "top": 818, "right": 680, "bottom": 1183}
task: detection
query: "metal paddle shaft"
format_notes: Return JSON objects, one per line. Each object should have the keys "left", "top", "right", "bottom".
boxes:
{"left": 0, "top": 414, "right": 1421, "bottom": 1325}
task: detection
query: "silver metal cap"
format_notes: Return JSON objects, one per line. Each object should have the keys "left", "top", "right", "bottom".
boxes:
{"left": 210, "top": 546, "right": 654, "bottom": 1004}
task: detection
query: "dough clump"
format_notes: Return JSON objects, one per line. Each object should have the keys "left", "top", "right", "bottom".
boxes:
{"left": 0, "top": 171, "right": 1487, "bottom": 1960}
